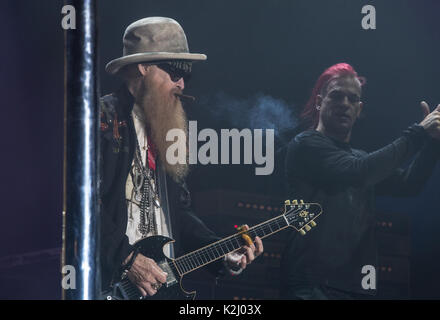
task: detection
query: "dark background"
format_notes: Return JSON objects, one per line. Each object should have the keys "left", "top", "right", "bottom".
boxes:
{"left": 0, "top": 0, "right": 439, "bottom": 298}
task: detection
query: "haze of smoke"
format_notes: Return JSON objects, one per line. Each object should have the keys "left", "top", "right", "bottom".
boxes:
{"left": 200, "top": 91, "right": 298, "bottom": 136}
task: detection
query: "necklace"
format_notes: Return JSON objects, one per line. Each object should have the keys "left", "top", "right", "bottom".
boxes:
{"left": 131, "top": 114, "right": 160, "bottom": 237}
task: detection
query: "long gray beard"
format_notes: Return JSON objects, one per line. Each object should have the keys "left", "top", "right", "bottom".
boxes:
{"left": 135, "top": 79, "right": 189, "bottom": 183}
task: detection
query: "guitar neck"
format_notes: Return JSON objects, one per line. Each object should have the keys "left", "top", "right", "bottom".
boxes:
{"left": 174, "top": 213, "right": 290, "bottom": 275}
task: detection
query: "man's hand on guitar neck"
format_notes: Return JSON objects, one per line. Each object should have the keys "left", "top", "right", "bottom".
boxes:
{"left": 225, "top": 224, "right": 264, "bottom": 274}
{"left": 124, "top": 253, "right": 167, "bottom": 297}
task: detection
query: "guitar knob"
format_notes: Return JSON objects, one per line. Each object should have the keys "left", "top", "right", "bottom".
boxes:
{"left": 305, "top": 225, "right": 311, "bottom": 232}
{"left": 310, "top": 221, "right": 317, "bottom": 227}
{"left": 299, "top": 229, "right": 306, "bottom": 236}
{"left": 285, "top": 200, "right": 291, "bottom": 205}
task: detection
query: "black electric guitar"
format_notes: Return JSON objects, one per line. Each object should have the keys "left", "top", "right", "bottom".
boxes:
{"left": 102, "top": 199, "right": 322, "bottom": 300}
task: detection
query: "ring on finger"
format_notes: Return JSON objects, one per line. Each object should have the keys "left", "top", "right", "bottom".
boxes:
{"left": 151, "top": 282, "right": 162, "bottom": 290}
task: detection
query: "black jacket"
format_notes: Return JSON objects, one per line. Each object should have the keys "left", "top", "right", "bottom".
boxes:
{"left": 99, "top": 86, "right": 222, "bottom": 289}
{"left": 282, "top": 126, "right": 439, "bottom": 295}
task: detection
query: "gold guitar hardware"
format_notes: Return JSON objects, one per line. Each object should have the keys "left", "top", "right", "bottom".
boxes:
{"left": 299, "top": 210, "right": 308, "bottom": 218}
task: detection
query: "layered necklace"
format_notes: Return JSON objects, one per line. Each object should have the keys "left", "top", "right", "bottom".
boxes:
{"left": 131, "top": 114, "right": 161, "bottom": 237}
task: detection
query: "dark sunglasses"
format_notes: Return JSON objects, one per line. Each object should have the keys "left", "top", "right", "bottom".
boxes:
{"left": 156, "top": 63, "right": 192, "bottom": 83}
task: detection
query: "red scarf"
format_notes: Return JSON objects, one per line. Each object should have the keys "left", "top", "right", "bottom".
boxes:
{"left": 147, "top": 139, "right": 157, "bottom": 171}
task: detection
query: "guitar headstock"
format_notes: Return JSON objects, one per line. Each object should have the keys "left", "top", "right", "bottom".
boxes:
{"left": 283, "top": 200, "right": 323, "bottom": 235}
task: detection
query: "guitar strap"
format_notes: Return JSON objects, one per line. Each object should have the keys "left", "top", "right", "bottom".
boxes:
{"left": 155, "top": 162, "right": 175, "bottom": 259}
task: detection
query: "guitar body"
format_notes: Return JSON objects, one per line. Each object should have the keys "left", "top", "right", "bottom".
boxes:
{"left": 104, "top": 236, "right": 195, "bottom": 300}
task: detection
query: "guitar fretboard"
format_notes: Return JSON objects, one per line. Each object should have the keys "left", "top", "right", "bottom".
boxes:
{"left": 173, "top": 211, "right": 295, "bottom": 275}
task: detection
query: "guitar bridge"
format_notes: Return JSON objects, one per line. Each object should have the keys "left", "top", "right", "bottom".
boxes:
{"left": 159, "top": 261, "right": 178, "bottom": 287}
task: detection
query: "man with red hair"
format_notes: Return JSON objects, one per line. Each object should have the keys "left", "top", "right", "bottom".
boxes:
{"left": 281, "top": 63, "right": 440, "bottom": 299}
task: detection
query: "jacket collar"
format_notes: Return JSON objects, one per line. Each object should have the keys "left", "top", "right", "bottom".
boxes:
{"left": 115, "top": 85, "right": 135, "bottom": 117}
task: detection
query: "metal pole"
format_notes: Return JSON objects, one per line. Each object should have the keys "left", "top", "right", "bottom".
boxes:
{"left": 63, "top": 0, "right": 100, "bottom": 300}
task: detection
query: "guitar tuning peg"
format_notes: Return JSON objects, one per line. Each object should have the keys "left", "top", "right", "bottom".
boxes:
{"left": 284, "top": 200, "right": 291, "bottom": 205}
{"left": 310, "top": 221, "right": 317, "bottom": 227}
{"left": 299, "top": 229, "right": 306, "bottom": 236}
{"left": 305, "top": 225, "right": 311, "bottom": 232}
{"left": 292, "top": 200, "right": 298, "bottom": 205}
{"left": 300, "top": 200, "right": 304, "bottom": 205}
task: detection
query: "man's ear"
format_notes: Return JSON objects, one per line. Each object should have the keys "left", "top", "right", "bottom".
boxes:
{"left": 316, "top": 95, "right": 323, "bottom": 110}
{"left": 357, "top": 101, "right": 364, "bottom": 118}
{"left": 137, "top": 64, "right": 150, "bottom": 76}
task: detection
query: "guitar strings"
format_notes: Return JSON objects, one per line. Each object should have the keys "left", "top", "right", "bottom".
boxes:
{"left": 176, "top": 215, "right": 289, "bottom": 273}
{"left": 174, "top": 208, "right": 303, "bottom": 274}
{"left": 178, "top": 205, "right": 310, "bottom": 273}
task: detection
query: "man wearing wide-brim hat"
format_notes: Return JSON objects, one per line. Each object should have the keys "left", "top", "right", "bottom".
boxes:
{"left": 99, "top": 17, "right": 263, "bottom": 299}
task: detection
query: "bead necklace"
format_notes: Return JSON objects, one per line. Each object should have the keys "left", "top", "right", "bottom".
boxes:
{"left": 131, "top": 114, "right": 160, "bottom": 237}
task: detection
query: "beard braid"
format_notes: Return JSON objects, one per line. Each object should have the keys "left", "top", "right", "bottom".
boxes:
{"left": 135, "top": 76, "right": 190, "bottom": 183}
